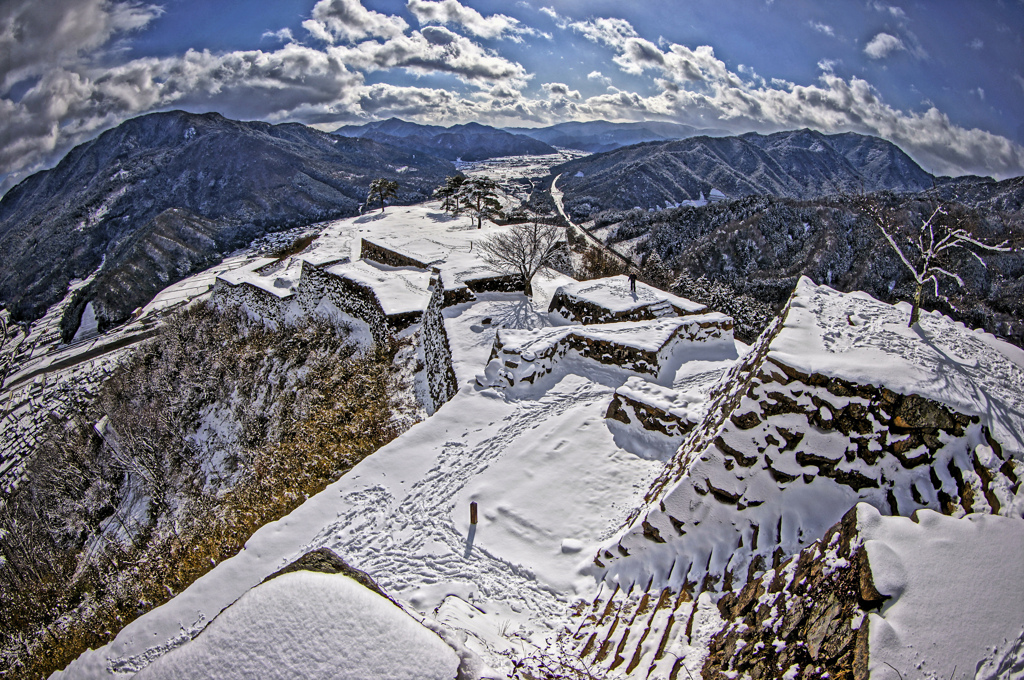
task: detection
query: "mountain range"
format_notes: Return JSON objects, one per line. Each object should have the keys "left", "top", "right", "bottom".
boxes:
{"left": 505, "top": 119, "right": 729, "bottom": 152}
{"left": 2, "top": 113, "right": 1011, "bottom": 342}
{"left": 333, "top": 118, "right": 557, "bottom": 161}
{"left": 0, "top": 111, "right": 454, "bottom": 330}
{"left": 552, "top": 129, "right": 937, "bottom": 221}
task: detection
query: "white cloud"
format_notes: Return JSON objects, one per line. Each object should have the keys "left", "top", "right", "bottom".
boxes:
{"left": 817, "top": 59, "right": 839, "bottom": 73}
{"left": 407, "top": 0, "right": 534, "bottom": 41}
{"left": 871, "top": 2, "right": 907, "bottom": 19}
{"left": 558, "top": 16, "right": 1022, "bottom": 178}
{"left": 262, "top": 28, "right": 295, "bottom": 43}
{"left": 542, "top": 82, "right": 580, "bottom": 99}
{"left": 864, "top": 32, "right": 905, "bottom": 59}
{"left": 329, "top": 27, "right": 528, "bottom": 86}
{"left": 967, "top": 38, "right": 983, "bottom": 50}
{"left": 302, "top": 0, "right": 408, "bottom": 44}
{"left": 0, "top": 0, "right": 163, "bottom": 94}
{"left": 539, "top": 6, "right": 568, "bottom": 29}
{"left": 588, "top": 70, "right": 612, "bottom": 86}
{"left": 809, "top": 21, "right": 834, "bottom": 37}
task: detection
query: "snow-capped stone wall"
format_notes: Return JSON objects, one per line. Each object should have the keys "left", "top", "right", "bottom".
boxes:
{"left": 478, "top": 314, "right": 733, "bottom": 390}
{"left": 606, "top": 377, "right": 704, "bottom": 439}
{"left": 596, "top": 279, "right": 1024, "bottom": 598}
{"left": 295, "top": 265, "right": 394, "bottom": 346}
{"left": 212, "top": 276, "right": 294, "bottom": 326}
{"left": 361, "top": 239, "right": 433, "bottom": 269}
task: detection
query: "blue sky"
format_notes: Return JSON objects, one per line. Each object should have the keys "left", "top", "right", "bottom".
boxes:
{"left": 2, "top": 0, "right": 1022, "bottom": 193}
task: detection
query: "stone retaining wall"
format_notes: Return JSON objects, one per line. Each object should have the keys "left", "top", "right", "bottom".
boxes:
{"left": 360, "top": 239, "right": 432, "bottom": 269}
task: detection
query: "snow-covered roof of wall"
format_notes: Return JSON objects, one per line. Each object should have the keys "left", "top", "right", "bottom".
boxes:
{"left": 554, "top": 276, "right": 705, "bottom": 314}
{"left": 770, "top": 277, "right": 1024, "bottom": 458}
{"left": 325, "top": 260, "right": 433, "bottom": 317}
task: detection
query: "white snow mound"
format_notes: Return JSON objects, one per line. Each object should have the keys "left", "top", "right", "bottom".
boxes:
{"left": 135, "top": 571, "right": 459, "bottom": 680}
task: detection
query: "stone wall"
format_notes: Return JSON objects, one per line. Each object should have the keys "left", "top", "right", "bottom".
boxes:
{"left": 596, "top": 294, "right": 1023, "bottom": 596}
{"left": 360, "top": 239, "right": 432, "bottom": 269}
{"left": 212, "top": 278, "right": 293, "bottom": 325}
{"left": 703, "top": 506, "right": 875, "bottom": 680}
{"left": 294, "top": 265, "right": 393, "bottom": 347}
{"left": 605, "top": 380, "right": 700, "bottom": 439}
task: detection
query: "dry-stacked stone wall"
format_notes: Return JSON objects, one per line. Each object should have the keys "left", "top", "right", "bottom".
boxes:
{"left": 703, "top": 506, "right": 877, "bottom": 680}
{"left": 360, "top": 239, "right": 432, "bottom": 269}
{"left": 598, "top": 297, "right": 1022, "bottom": 596}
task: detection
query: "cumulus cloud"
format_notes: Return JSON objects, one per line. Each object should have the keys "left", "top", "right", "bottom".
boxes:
{"left": 563, "top": 16, "right": 1023, "bottom": 178}
{"left": 588, "top": 70, "right": 612, "bottom": 86}
{"left": 262, "top": 28, "right": 294, "bottom": 43}
{"left": 1, "top": 44, "right": 365, "bottom": 180}
{"left": 407, "top": 0, "right": 534, "bottom": 41}
{"left": 302, "top": 0, "right": 408, "bottom": 44}
{"left": 542, "top": 82, "right": 580, "bottom": 99}
{"left": 0, "top": 0, "right": 162, "bottom": 94}
{"left": 330, "top": 27, "right": 528, "bottom": 86}
{"left": 864, "top": 32, "right": 905, "bottom": 59}
{"left": 809, "top": 21, "right": 834, "bottom": 37}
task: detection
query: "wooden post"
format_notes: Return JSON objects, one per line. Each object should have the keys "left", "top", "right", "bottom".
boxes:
{"left": 470, "top": 501, "right": 478, "bottom": 525}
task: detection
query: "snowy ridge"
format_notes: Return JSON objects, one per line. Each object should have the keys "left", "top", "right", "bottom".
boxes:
{"left": 595, "top": 277, "right": 1024, "bottom": 598}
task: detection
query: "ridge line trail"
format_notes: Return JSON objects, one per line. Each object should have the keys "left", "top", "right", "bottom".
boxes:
{"left": 303, "top": 375, "right": 612, "bottom": 622}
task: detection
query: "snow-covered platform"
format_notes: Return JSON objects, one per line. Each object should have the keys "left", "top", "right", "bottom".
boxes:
{"left": 477, "top": 313, "right": 734, "bottom": 389}
{"left": 549, "top": 275, "right": 706, "bottom": 325}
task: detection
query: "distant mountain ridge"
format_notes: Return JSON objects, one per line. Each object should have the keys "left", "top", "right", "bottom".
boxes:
{"left": 552, "top": 129, "right": 937, "bottom": 220}
{"left": 333, "top": 118, "right": 557, "bottom": 161}
{"left": 0, "top": 110, "right": 455, "bottom": 328}
{"left": 504, "top": 119, "right": 729, "bottom": 152}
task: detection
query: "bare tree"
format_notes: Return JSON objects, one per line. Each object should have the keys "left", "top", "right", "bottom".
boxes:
{"left": 479, "top": 221, "right": 564, "bottom": 297}
{"left": 865, "top": 200, "right": 1011, "bottom": 326}
{"left": 366, "top": 178, "right": 398, "bottom": 214}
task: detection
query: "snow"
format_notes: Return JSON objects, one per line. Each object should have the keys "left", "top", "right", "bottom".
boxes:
{"left": 134, "top": 571, "right": 459, "bottom": 680}
{"left": 858, "top": 504, "right": 1024, "bottom": 680}
{"left": 54, "top": 286, "right": 708, "bottom": 678}
{"left": 769, "top": 277, "right": 1024, "bottom": 459}
{"left": 71, "top": 302, "right": 98, "bottom": 342}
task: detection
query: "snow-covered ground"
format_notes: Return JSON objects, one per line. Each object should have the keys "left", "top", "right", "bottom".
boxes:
{"left": 859, "top": 504, "right": 1024, "bottom": 680}
{"left": 53, "top": 202, "right": 745, "bottom": 679}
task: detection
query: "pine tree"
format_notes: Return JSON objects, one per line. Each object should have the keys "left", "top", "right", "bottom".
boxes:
{"left": 367, "top": 178, "right": 399, "bottom": 214}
